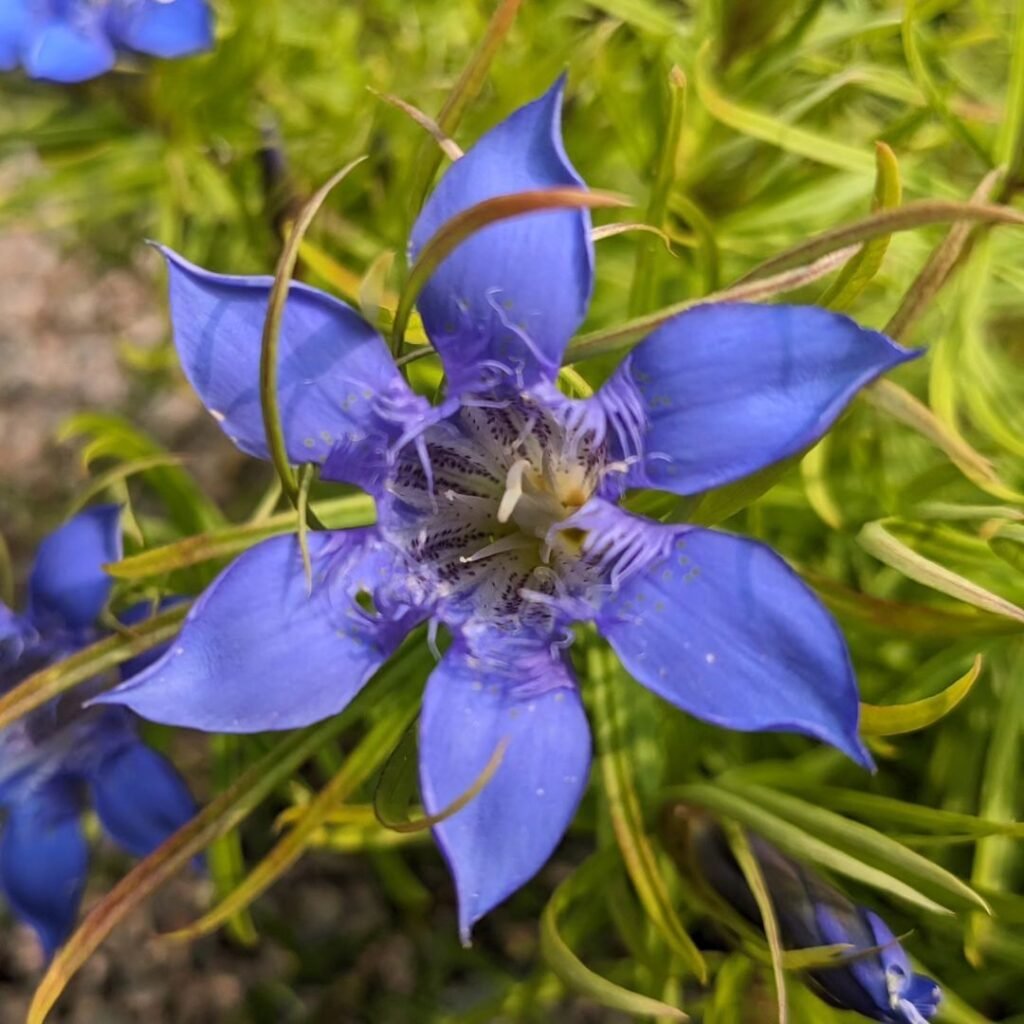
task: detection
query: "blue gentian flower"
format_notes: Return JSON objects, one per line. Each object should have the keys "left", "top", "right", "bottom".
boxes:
{"left": 0, "top": 506, "right": 197, "bottom": 957}
{"left": 0, "top": 0, "right": 213, "bottom": 83}
{"left": 100, "top": 79, "right": 918, "bottom": 939}
{"left": 686, "top": 812, "right": 941, "bottom": 1022}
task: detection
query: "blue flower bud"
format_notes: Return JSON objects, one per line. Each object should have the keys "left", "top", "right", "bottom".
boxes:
{"left": 676, "top": 808, "right": 941, "bottom": 1024}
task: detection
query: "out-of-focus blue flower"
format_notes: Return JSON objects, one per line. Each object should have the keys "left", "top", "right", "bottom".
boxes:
{"left": 100, "top": 78, "right": 919, "bottom": 939}
{"left": 0, "top": 0, "right": 213, "bottom": 83}
{"left": 0, "top": 506, "right": 196, "bottom": 958}
{"left": 684, "top": 811, "right": 941, "bottom": 1023}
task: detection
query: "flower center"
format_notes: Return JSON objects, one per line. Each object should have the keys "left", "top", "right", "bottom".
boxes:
{"left": 380, "top": 395, "right": 607, "bottom": 628}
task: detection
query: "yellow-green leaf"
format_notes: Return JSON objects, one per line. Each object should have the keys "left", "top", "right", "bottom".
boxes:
{"left": 820, "top": 142, "right": 902, "bottom": 310}
{"left": 0, "top": 605, "right": 188, "bottom": 732}
{"left": 590, "top": 647, "right": 708, "bottom": 981}
{"left": 540, "top": 854, "right": 688, "bottom": 1021}
{"left": 860, "top": 655, "right": 984, "bottom": 736}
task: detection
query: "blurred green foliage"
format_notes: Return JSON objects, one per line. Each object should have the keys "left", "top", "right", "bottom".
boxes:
{"left": 1, "top": 0, "right": 1023, "bottom": 1021}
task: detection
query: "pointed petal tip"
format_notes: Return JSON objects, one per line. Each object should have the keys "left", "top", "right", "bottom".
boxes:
{"left": 851, "top": 733, "right": 877, "bottom": 773}
{"left": 409, "top": 71, "right": 592, "bottom": 393}
{"left": 621, "top": 303, "right": 924, "bottom": 496}
{"left": 28, "top": 505, "right": 124, "bottom": 630}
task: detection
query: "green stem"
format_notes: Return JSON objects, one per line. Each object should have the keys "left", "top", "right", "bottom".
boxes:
{"left": 260, "top": 157, "right": 367, "bottom": 507}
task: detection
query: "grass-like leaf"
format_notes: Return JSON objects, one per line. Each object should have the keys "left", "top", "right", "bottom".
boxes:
{"left": 590, "top": 646, "right": 708, "bottom": 982}
{"left": 539, "top": 852, "right": 688, "bottom": 1021}
{"left": 860, "top": 655, "right": 984, "bottom": 736}
{"left": 0, "top": 603, "right": 188, "bottom": 732}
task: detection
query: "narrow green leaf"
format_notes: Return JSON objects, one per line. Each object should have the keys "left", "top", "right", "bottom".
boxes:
{"left": 357, "top": 248, "right": 398, "bottom": 331}
{"left": 374, "top": 723, "right": 508, "bottom": 835}
{"left": 998, "top": 0, "right": 1024, "bottom": 185}
{"left": 206, "top": 735, "right": 259, "bottom": 947}
{"left": 774, "top": 788, "right": 1024, "bottom": 840}
{"left": 671, "top": 783, "right": 954, "bottom": 916}
{"left": 860, "top": 655, "right": 984, "bottom": 736}
{"left": 373, "top": 720, "right": 420, "bottom": 831}
{"left": 737, "top": 201, "right": 1024, "bottom": 285}
{"left": 706, "top": 955, "right": 755, "bottom": 1024}
{"left": 717, "top": 782, "right": 990, "bottom": 915}
{"left": 567, "top": 245, "right": 856, "bottom": 362}
{"left": 801, "top": 436, "right": 843, "bottom": 529}
{"left": 370, "top": 90, "right": 463, "bottom": 161}
{"left": 106, "top": 494, "right": 376, "bottom": 579}
{"left": 260, "top": 157, "right": 368, "bottom": 507}
{"left": 165, "top": 648, "right": 426, "bottom": 942}
{"left": 60, "top": 413, "right": 222, "bottom": 534}
{"left": 539, "top": 854, "right": 688, "bottom": 1021}
{"left": 590, "top": 647, "right": 708, "bottom": 981}
{"left": 820, "top": 142, "right": 902, "bottom": 310}
{"left": 297, "top": 239, "right": 367, "bottom": 303}
{"left": 722, "top": 823, "right": 788, "bottom": 1024}
{"left": 407, "top": 0, "right": 523, "bottom": 215}
{"left": 65, "top": 454, "right": 186, "bottom": 517}
{"left": 806, "top": 568, "right": 1019, "bottom": 638}
{"left": 694, "top": 41, "right": 876, "bottom": 174}
{"left": 901, "top": 0, "right": 991, "bottom": 163}
{"left": 858, "top": 520, "right": 1024, "bottom": 625}
{"left": 864, "top": 380, "right": 1023, "bottom": 504}
{"left": 588, "top": 0, "right": 682, "bottom": 35}
{"left": 689, "top": 457, "right": 796, "bottom": 527}
{"left": 987, "top": 523, "right": 1024, "bottom": 575}
{"left": 0, "top": 604, "right": 188, "bottom": 732}
{"left": 629, "top": 66, "right": 686, "bottom": 316}
{"left": 884, "top": 168, "right": 1002, "bottom": 343}
{"left": 967, "top": 643, "right": 1024, "bottom": 965}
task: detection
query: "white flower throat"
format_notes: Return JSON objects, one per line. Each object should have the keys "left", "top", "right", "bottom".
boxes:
{"left": 380, "top": 396, "right": 608, "bottom": 627}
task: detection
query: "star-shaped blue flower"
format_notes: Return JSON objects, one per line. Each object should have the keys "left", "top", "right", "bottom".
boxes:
{"left": 0, "top": 506, "right": 196, "bottom": 957}
{"left": 101, "top": 79, "right": 919, "bottom": 939}
{"left": 0, "top": 0, "right": 213, "bottom": 83}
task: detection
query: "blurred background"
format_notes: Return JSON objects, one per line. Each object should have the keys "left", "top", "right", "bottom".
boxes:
{"left": 1, "top": 1, "right": 1022, "bottom": 1021}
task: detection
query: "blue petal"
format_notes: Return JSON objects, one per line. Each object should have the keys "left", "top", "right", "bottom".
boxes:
{"left": 419, "top": 629, "right": 591, "bottom": 941}
{"left": 107, "top": 0, "right": 213, "bottom": 59}
{"left": 0, "top": 777, "right": 88, "bottom": 958}
{"left": 812, "top": 903, "right": 891, "bottom": 1018}
{"left": 96, "top": 529, "right": 426, "bottom": 731}
{"left": 859, "top": 910, "right": 940, "bottom": 1022}
{"left": 22, "top": 6, "right": 116, "bottom": 83}
{"left": 89, "top": 741, "right": 196, "bottom": 858}
{"left": 593, "top": 514, "right": 870, "bottom": 766}
{"left": 409, "top": 77, "right": 594, "bottom": 395}
{"left": 0, "top": 602, "right": 34, "bottom": 670}
{"left": 612, "top": 303, "right": 919, "bottom": 495}
{"left": 902, "top": 973, "right": 942, "bottom": 1020}
{"left": 158, "top": 246, "right": 412, "bottom": 474}
{"left": 28, "top": 505, "right": 122, "bottom": 631}
{"left": 115, "top": 597, "right": 187, "bottom": 680}
{"left": 0, "top": 0, "right": 29, "bottom": 70}
{"left": 863, "top": 910, "right": 911, "bottom": 981}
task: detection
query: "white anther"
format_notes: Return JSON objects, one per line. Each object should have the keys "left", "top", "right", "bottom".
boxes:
{"left": 497, "top": 458, "right": 531, "bottom": 523}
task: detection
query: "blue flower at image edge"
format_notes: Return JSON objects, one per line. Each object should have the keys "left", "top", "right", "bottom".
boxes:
{"left": 689, "top": 814, "right": 941, "bottom": 1023}
{"left": 0, "top": 506, "right": 197, "bottom": 957}
{"left": 0, "top": 0, "right": 213, "bottom": 83}
{"left": 100, "top": 78, "right": 920, "bottom": 940}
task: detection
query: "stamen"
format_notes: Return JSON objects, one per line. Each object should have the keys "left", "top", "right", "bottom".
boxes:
{"left": 497, "top": 458, "right": 531, "bottom": 523}
{"left": 414, "top": 434, "right": 438, "bottom": 513}
{"left": 512, "top": 412, "right": 538, "bottom": 454}
{"left": 459, "top": 534, "right": 535, "bottom": 564}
